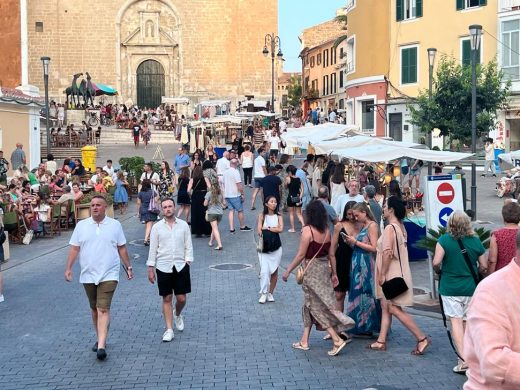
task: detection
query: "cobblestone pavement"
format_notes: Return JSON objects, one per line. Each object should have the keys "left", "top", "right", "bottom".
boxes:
{"left": 1, "top": 143, "right": 505, "bottom": 390}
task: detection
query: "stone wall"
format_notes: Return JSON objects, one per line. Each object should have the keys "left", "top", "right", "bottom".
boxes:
{"left": 0, "top": 0, "right": 21, "bottom": 88}
{"left": 26, "top": 0, "right": 278, "bottom": 105}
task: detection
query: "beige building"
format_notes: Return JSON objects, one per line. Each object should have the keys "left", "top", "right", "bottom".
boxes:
{"left": 0, "top": 86, "right": 42, "bottom": 172}
{"left": 20, "top": 0, "right": 278, "bottom": 108}
{"left": 300, "top": 19, "right": 346, "bottom": 114}
{"left": 277, "top": 72, "right": 301, "bottom": 115}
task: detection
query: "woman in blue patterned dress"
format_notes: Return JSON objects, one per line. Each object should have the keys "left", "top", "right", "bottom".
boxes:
{"left": 343, "top": 202, "right": 381, "bottom": 335}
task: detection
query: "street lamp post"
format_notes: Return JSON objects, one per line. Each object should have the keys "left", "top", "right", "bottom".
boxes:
{"left": 427, "top": 48, "right": 437, "bottom": 176}
{"left": 469, "top": 25, "right": 482, "bottom": 220}
{"left": 41, "top": 56, "right": 51, "bottom": 157}
{"left": 263, "top": 33, "right": 283, "bottom": 113}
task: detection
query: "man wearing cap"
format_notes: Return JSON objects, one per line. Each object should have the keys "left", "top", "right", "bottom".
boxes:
{"left": 174, "top": 147, "right": 190, "bottom": 176}
{"left": 260, "top": 165, "right": 282, "bottom": 204}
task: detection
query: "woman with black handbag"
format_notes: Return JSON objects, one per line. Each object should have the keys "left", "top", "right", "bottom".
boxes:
{"left": 256, "top": 196, "right": 283, "bottom": 304}
{"left": 285, "top": 165, "right": 304, "bottom": 233}
{"left": 369, "top": 196, "right": 430, "bottom": 355}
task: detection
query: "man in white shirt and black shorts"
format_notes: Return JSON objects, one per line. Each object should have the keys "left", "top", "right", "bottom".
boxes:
{"left": 147, "top": 198, "right": 193, "bottom": 342}
{"left": 251, "top": 148, "right": 267, "bottom": 210}
{"left": 64, "top": 195, "right": 133, "bottom": 361}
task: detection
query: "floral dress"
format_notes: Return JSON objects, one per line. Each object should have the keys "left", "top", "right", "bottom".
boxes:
{"left": 346, "top": 223, "right": 381, "bottom": 335}
{"left": 158, "top": 169, "right": 175, "bottom": 200}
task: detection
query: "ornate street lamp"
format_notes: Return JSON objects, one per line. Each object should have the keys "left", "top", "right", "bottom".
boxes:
{"left": 427, "top": 48, "right": 437, "bottom": 176}
{"left": 41, "top": 56, "right": 51, "bottom": 157}
{"left": 263, "top": 33, "right": 283, "bottom": 113}
{"left": 469, "top": 24, "right": 482, "bottom": 220}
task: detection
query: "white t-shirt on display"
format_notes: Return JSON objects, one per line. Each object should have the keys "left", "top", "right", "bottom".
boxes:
{"left": 223, "top": 168, "right": 241, "bottom": 198}
{"left": 254, "top": 155, "right": 266, "bottom": 178}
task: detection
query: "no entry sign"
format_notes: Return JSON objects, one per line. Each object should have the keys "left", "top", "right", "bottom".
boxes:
{"left": 437, "top": 182, "right": 455, "bottom": 204}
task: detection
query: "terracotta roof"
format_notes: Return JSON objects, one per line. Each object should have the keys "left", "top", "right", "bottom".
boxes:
{"left": 300, "top": 19, "right": 346, "bottom": 49}
{"left": 278, "top": 72, "right": 301, "bottom": 84}
{"left": 0, "top": 87, "right": 44, "bottom": 106}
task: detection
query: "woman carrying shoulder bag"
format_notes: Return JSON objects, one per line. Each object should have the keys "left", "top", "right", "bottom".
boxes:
{"left": 369, "top": 196, "right": 430, "bottom": 354}
{"left": 257, "top": 196, "right": 283, "bottom": 304}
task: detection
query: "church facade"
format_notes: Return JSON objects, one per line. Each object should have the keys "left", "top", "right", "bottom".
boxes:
{"left": 21, "top": 0, "right": 277, "bottom": 108}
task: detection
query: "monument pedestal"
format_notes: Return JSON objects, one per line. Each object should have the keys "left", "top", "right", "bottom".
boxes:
{"left": 66, "top": 109, "right": 87, "bottom": 126}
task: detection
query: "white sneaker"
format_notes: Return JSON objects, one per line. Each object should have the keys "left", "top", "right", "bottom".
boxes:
{"left": 267, "top": 293, "right": 275, "bottom": 302}
{"left": 259, "top": 294, "right": 267, "bottom": 304}
{"left": 175, "top": 313, "right": 185, "bottom": 331}
{"left": 162, "top": 329, "right": 174, "bottom": 342}
{"left": 0, "top": 295, "right": 4, "bottom": 303}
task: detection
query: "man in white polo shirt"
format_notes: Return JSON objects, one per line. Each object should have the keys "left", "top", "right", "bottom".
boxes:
{"left": 64, "top": 195, "right": 132, "bottom": 361}
{"left": 251, "top": 148, "right": 267, "bottom": 210}
{"left": 215, "top": 151, "right": 231, "bottom": 191}
{"left": 147, "top": 198, "right": 193, "bottom": 342}
{"left": 223, "top": 159, "right": 252, "bottom": 233}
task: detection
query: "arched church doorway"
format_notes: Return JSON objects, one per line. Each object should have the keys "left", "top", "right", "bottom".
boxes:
{"left": 136, "top": 60, "right": 165, "bottom": 109}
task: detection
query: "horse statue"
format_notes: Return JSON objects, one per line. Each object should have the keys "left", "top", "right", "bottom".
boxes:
{"left": 78, "top": 79, "right": 87, "bottom": 107}
{"left": 69, "top": 72, "right": 83, "bottom": 108}
{"left": 85, "top": 72, "right": 96, "bottom": 107}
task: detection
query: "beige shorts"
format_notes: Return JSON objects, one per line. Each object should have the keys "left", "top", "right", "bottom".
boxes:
{"left": 441, "top": 295, "right": 472, "bottom": 319}
{"left": 83, "top": 281, "right": 118, "bottom": 310}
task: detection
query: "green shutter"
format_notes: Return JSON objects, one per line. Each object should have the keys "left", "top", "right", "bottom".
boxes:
{"left": 479, "top": 0, "right": 487, "bottom": 5}
{"left": 397, "top": 0, "right": 404, "bottom": 21}
{"left": 416, "top": 0, "right": 423, "bottom": 17}
{"left": 410, "top": 47, "right": 417, "bottom": 83}
{"left": 457, "top": 0, "right": 465, "bottom": 10}
{"left": 462, "top": 40, "right": 471, "bottom": 66}
{"left": 402, "top": 48, "right": 409, "bottom": 84}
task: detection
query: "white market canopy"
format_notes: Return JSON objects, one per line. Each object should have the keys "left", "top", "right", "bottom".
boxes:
{"left": 333, "top": 144, "right": 472, "bottom": 163}
{"left": 235, "top": 110, "right": 278, "bottom": 118}
{"left": 498, "top": 151, "right": 520, "bottom": 170}
{"left": 281, "top": 123, "right": 361, "bottom": 148}
{"left": 197, "top": 100, "right": 231, "bottom": 107}
{"left": 161, "top": 97, "right": 190, "bottom": 105}
{"left": 313, "top": 135, "right": 421, "bottom": 155}
{"left": 201, "top": 115, "right": 247, "bottom": 125}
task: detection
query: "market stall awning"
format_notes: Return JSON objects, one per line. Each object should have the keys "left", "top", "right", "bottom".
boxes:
{"left": 235, "top": 111, "right": 278, "bottom": 118}
{"left": 201, "top": 115, "right": 247, "bottom": 125}
{"left": 280, "top": 124, "right": 361, "bottom": 148}
{"left": 498, "top": 151, "right": 520, "bottom": 170}
{"left": 333, "top": 144, "right": 472, "bottom": 163}
{"left": 92, "top": 82, "right": 118, "bottom": 96}
{"left": 313, "top": 135, "right": 421, "bottom": 154}
{"left": 198, "top": 100, "right": 231, "bottom": 107}
{"left": 162, "top": 97, "right": 190, "bottom": 105}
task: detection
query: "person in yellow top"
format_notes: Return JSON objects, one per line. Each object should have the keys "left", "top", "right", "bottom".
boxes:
{"left": 101, "top": 170, "right": 114, "bottom": 190}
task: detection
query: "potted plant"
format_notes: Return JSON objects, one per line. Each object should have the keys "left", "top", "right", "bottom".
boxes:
{"left": 78, "top": 192, "right": 115, "bottom": 219}
{"left": 414, "top": 226, "right": 491, "bottom": 253}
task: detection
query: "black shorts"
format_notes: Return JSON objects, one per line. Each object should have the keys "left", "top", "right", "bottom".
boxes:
{"left": 156, "top": 266, "right": 191, "bottom": 297}
{"left": 270, "top": 149, "right": 279, "bottom": 158}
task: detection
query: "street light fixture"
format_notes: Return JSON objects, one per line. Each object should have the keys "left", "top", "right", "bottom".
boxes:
{"left": 427, "top": 48, "right": 437, "bottom": 176}
{"left": 41, "top": 56, "right": 51, "bottom": 158}
{"left": 469, "top": 24, "right": 482, "bottom": 220}
{"left": 262, "top": 33, "right": 283, "bottom": 113}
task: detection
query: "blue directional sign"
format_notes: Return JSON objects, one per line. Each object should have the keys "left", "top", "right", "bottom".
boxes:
{"left": 439, "top": 207, "right": 454, "bottom": 227}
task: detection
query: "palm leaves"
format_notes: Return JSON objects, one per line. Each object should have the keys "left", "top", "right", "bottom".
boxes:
{"left": 414, "top": 226, "right": 491, "bottom": 253}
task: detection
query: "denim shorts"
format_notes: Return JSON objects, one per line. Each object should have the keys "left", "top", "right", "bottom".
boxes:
{"left": 254, "top": 178, "right": 263, "bottom": 189}
{"left": 226, "top": 196, "right": 243, "bottom": 212}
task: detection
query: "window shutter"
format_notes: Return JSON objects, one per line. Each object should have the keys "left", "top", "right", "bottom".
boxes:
{"left": 410, "top": 47, "right": 417, "bottom": 83}
{"left": 402, "top": 49, "right": 409, "bottom": 84}
{"left": 416, "top": 0, "right": 423, "bottom": 17}
{"left": 397, "top": 0, "right": 404, "bottom": 21}
{"left": 479, "top": 0, "right": 487, "bottom": 5}
{"left": 456, "top": 0, "right": 465, "bottom": 10}
{"left": 462, "top": 40, "right": 471, "bottom": 66}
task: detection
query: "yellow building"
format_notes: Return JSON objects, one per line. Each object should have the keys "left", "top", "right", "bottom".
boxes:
{"left": 387, "top": 0, "right": 497, "bottom": 142}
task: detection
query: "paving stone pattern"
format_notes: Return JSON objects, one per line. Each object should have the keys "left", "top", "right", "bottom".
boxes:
{"left": 0, "top": 184, "right": 468, "bottom": 390}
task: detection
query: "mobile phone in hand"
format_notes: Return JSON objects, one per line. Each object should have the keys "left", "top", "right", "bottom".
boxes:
{"left": 340, "top": 231, "right": 349, "bottom": 241}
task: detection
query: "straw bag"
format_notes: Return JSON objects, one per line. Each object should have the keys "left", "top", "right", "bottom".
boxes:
{"left": 295, "top": 240, "right": 325, "bottom": 285}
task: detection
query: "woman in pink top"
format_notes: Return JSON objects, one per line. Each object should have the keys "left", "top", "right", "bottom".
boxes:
{"left": 488, "top": 201, "right": 520, "bottom": 274}
{"left": 464, "top": 253, "right": 520, "bottom": 389}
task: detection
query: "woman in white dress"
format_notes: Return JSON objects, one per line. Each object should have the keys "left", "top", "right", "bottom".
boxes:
{"left": 329, "top": 162, "right": 346, "bottom": 206}
{"left": 256, "top": 195, "right": 284, "bottom": 304}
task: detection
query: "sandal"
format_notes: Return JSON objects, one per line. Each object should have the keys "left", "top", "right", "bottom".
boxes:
{"left": 328, "top": 339, "right": 347, "bottom": 356}
{"left": 453, "top": 362, "right": 468, "bottom": 375}
{"left": 291, "top": 341, "right": 309, "bottom": 351}
{"left": 288, "top": 229, "right": 296, "bottom": 233}
{"left": 368, "top": 340, "right": 387, "bottom": 351}
{"left": 323, "top": 334, "right": 332, "bottom": 340}
{"left": 411, "top": 337, "right": 431, "bottom": 356}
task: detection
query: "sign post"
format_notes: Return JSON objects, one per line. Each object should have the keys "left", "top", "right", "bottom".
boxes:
{"left": 423, "top": 174, "right": 464, "bottom": 298}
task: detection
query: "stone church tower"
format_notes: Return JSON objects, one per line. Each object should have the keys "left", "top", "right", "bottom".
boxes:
{"left": 23, "top": 0, "right": 278, "bottom": 108}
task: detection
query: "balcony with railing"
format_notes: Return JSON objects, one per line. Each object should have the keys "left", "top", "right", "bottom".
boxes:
{"left": 500, "top": 0, "right": 520, "bottom": 12}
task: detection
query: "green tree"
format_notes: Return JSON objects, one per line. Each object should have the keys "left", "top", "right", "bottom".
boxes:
{"left": 287, "top": 75, "right": 302, "bottom": 108}
{"left": 409, "top": 56, "right": 511, "bottom": 143}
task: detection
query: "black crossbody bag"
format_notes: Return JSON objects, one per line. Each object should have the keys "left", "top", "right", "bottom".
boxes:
{"left": 381, "top": 225, "right": 409, "bottom": 300}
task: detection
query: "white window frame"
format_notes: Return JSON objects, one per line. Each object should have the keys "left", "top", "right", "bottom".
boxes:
{"left": 345, "top": 0, "right": 356, "bottom": 13}
{"left": 403, "top": 0, "right": 418, "bottom": 21}
{"left": 356, "top": 95, "right": 377, "bottom": 134}
{"left": 465, "top": 0, "right": 481, "bottom": 9}
{"left": 501, "top": 17, "right": 520, "bottom": 81}
{"left": 346, "top": 99, "right": 354, "bottom": 125}
{"left": 346, "top": 35, "right": 356, "bottom": 75}
{"left": 400, "top": 43, "right": 419, "bottom": 86}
